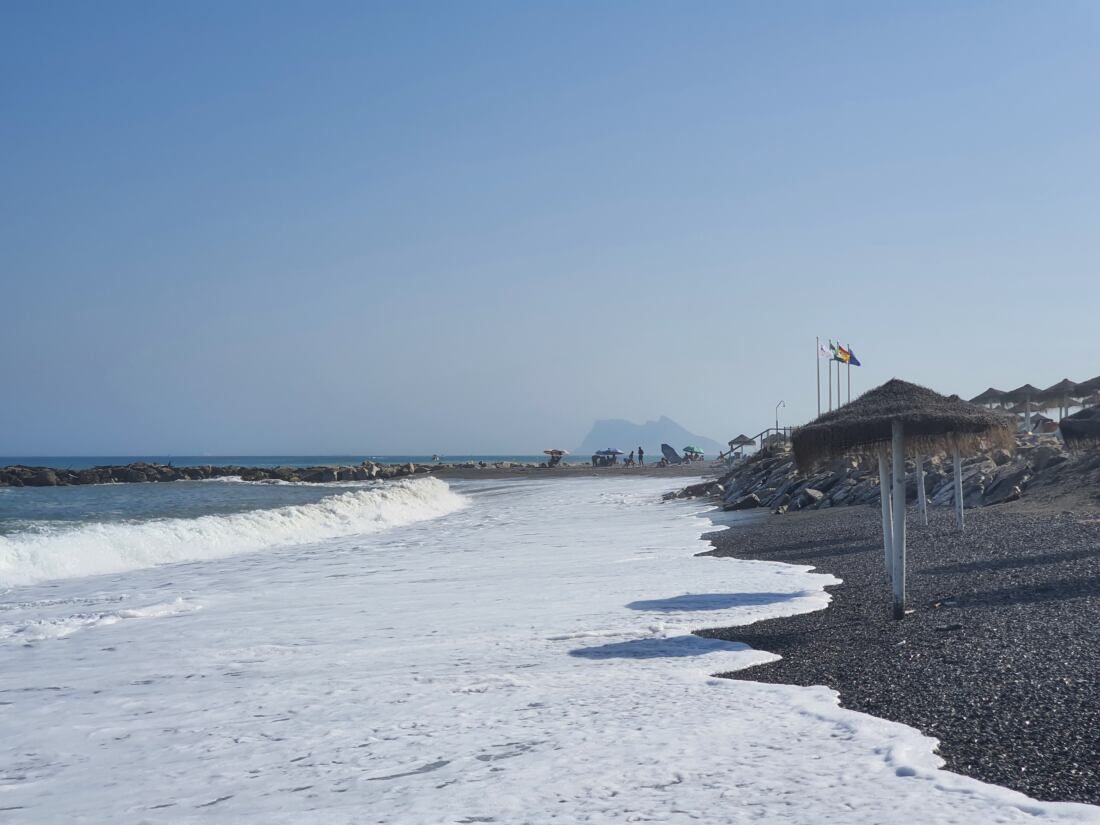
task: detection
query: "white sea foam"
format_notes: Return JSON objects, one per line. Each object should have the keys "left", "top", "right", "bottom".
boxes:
{"left": 0, "top": 476, "right": 1095, "bottom": 823}
{"left": 0, "top": 597, "right": 199, "bottom": 644}
{"left": 0, "top": 477, "right": 464, "bottom": 587}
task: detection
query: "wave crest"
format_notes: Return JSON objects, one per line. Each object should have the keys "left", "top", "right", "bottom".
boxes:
{"left": 0, "top": 477, "right": 465, "bottom": 587}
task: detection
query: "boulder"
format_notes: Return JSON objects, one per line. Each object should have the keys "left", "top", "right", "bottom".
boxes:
{"left": 723, "top": 493, "right": 762, "bottom": 511}
{"left": 679, "top": 481, "right": 712, "bottom": 498}
{"left": 1031, "top": 445, "right": 1068, "bottom": 473}
{"left": 984, "top": 483, "right": 1023, "bottom": 506}
{"left": 794, "top": 488, "right": 824, "bottom": 509}
{"left": 25, "top": 469, "right": 59, "bottom": 487}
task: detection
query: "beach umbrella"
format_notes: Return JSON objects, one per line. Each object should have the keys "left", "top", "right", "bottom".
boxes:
{"left": 969, "top": 387, "right": 1006, "bottom": 407}
{"left": 1038, "top": 380, "right": 1073, "bottom": 422}
{"left": 729, "top": 434, "right": 755, "bottom": 456}
{"left": 595, "top": 449, "right": 623, "bottom": 456}
{"left": 1002, "top": 384, "right": 1043, "bottom": 431}
{"left": 1072, "top": 375, "right": 1100, "bottom": 406}
{"left": 792, "top": 379, "right": 1014, "bottom": 619}
{"left": 1060, "top": 406, "right": 1100, "bottom": 448}
{"left": 543, "top": 449, "right": 569, "bottom": 455}
{"left": 683, "top": 446, "right": 703, "bottom": 454}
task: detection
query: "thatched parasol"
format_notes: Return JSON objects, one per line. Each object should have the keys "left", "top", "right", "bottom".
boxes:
{"left": 1001, "top": 383, "right": 1044, "bottom": 430}
{"left": 1036, "top": 378, "right": 1076, "bottom": 420}
{"left": 1060, "top": 405, "right": 1100, "bottom": 448}
{"left": 1074, "top": 375, "right": 1100, "bottom": 397}
{"left": 969, "top": 387, "right": 1006, "bottom": 406}
{"left": 731, "top": 434, "right": 755, "bottom": 446}
{"left": 792, "top": 379, "right": 1014, "bottom": 620}
{"left": 792, "top": 379, "right": 1013, "bottom": 471}
{"left": 1041, "top": 378, "right": 1078, "bottom": 400}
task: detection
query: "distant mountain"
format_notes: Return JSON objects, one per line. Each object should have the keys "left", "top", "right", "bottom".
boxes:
{"left": 575, "top": 416, "right": 724, "bottom": 457}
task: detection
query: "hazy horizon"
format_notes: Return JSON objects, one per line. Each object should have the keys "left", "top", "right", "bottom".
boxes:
{"left": 5, "top": 2, "right": 1099, "bottom": 455}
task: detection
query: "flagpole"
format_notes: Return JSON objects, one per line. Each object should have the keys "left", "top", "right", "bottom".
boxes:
{"left": 847, "top": 358, "right": 851, "bottom": 404}
{"left": 827, "top": 344, "right": 832, "bottom": 411}
{"left": 816, "top": 337, "right": 821, "bottom": 417}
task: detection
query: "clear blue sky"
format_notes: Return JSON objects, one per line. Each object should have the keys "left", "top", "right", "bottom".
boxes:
{"left": 3, "top": 1, "right": 1098, "bottom": 455}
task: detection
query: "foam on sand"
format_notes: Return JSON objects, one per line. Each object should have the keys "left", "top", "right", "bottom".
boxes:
{"left": 0, "top": 477, "right": 464, "bottom": 587}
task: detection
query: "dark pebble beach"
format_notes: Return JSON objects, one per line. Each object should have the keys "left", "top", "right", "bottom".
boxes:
{"left": 698, "top": 502, "right": 1100, "bottom": 805}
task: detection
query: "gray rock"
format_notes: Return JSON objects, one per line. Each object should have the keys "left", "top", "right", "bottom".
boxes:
{"left": 26, "top": 469, "right": 59, "bottom": 487}
{"left": 723, "top": 493, "right": 762, "bottom": 511}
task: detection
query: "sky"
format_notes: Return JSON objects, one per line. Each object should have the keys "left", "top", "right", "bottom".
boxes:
{"left": 3, "top": 1, "right": 1099, "bottom": 455}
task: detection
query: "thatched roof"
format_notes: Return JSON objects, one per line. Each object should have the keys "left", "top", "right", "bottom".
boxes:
{"left": 1075, "top": 375, "right": 1100, "bottom": 396}
{"left": 1003, "top": 383, "right": 1042, "bottom": 403}
{"left": 969, "top": 387, "right": 1006, "bottom": 404}
{"left": 792, "top": 378, "right": 1015, "bottom": 470}
{"left": 730, "top": 434, "right": 755, "bottom": 446}
{"left": 1041, "top": 378, "right": 1078, "bottom": 400}
{"left": 1060, "top": 405, "right": 1100, "bottom": 447}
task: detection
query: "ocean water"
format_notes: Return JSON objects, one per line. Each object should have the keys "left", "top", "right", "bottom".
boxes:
{"left": 0, "top": 455, "right": 578, "bottom": 470}
{"left": 0, "top": 476, "right": 1095, "bottom": 822}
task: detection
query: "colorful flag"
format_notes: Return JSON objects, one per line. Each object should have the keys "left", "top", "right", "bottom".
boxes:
{"left": 834, "top": 343, "right": 850, "bottom": 364}
{"left": 847, "top": 346, "right": 862, "bottom": 367}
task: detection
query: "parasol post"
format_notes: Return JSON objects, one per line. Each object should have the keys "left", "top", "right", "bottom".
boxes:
{"left": 953, "top": 447, "right": 965, "bottom": 531}
{"left": 877, "top": 447, "right": 893, "bottom": 583}
{"left": 891, "top": 420, "right": 907, "bottom": 620}
{"left": 915, "top": 453, "right": 928, "bottom": 526}
{"left": 816, "top": 337, "right": 821, "bottom": 417}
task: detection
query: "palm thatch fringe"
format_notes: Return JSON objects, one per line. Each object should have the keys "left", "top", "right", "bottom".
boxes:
{"left": 1060, "top": 406, "right": 1100, "bottom": 449}
{"left": 793, "top": 378, "right": 1015, "bottom": 471}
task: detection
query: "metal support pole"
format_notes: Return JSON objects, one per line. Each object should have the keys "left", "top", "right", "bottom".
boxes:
{"left": 816, "top": 337, "right": 821, "bottom": 417}
{"left": 891, "top": 420, "right": 906, "bottom": 619}
{"left": 915, "top": 453, "right": 928, "bottom": 526}
{"left": 953, "top": 447, "right": 965, "bottom": 531}
{"left": 877, "top": 447, "right": 893, "bottom": 582}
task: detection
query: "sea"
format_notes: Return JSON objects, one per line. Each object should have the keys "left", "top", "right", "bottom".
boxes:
{"left": 0, "top": 472, "right": 1093, "bottom": 822}
{"left": 0, "top": 455, "right": 572, "bottom": 469}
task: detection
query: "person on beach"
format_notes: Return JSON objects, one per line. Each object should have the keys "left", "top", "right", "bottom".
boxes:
{"left": 638, "top": 446, "right": 644, "bottom": 465}
{"left": 628, "top": 450, "right": 635, "bottom": 464}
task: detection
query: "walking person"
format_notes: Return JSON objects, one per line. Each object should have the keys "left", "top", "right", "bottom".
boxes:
{"left": 637, "top": 446, "right": 644, "bottom": 465}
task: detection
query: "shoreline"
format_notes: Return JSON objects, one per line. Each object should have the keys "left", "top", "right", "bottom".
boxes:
{"left": 696, "top": 500, "right": 1100, "bottom": 805}
{"left": 0, "top": 459, "right": 717, "bottom": 487}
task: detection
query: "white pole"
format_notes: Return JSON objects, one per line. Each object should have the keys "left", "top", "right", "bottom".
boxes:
{"left": 953, "top": 446, "right": 965, "bottom": 531}
{"left": 828, "top": 352, "right": 832, "bottom": 411}
{"left": 816, "top": 337, "right": 821, "bottom": 417}
{"left": 877, "top": 447, "right": 893, "bottom": 582}
{"left": 847, "top": 359, "right": 851, "bottom": 404}
{"left": 915, "top": 452, "right": 928, "bottom": 526}
{"left": 891, "top": 420, "right": 906, "bottom": 620}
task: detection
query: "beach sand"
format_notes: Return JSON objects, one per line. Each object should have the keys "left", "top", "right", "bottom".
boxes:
{"left": 698, "top": 500, "right": 1100, "bottom": 804}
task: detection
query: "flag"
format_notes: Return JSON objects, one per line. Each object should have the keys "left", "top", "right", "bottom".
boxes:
{"left": 847, "top": 346, "right": 862, "bottom": 367}
{"left": 834, "top": 343, "right": 850, "bottom": 364}
{"left": 819, "top": 343, "right": 831, "bottom": 359}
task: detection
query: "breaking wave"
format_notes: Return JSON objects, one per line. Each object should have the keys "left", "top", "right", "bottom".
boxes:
{"left": 0, "top": 478, "right": 465, "bottom": 588}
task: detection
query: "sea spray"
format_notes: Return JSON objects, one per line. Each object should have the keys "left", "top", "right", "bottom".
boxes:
{"left": 0, "top": 477, "right": 465, "bottom": 587}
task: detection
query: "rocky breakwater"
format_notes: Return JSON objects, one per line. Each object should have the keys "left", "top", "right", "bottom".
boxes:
{"left": 0, "top": 460, "right": 436, "bottom": 487}
{"left": 667, "top": 434, "right": 1078, "bottom": 512}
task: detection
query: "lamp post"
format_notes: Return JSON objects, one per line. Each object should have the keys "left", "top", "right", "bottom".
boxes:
{"left": 775, "top": 400, "right": 785, "bottom": 436}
